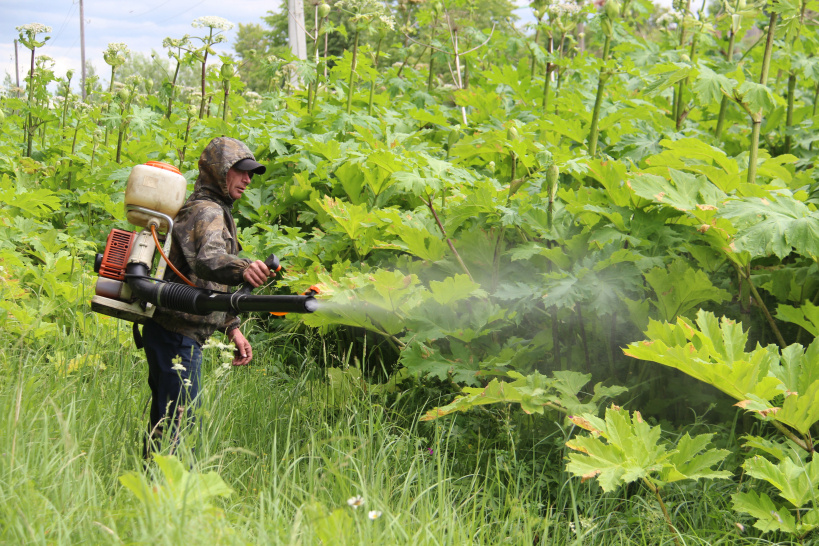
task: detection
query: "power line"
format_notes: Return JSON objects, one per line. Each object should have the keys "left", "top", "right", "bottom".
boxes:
{"left": 51, "top": 0, "right": 79, "bottom": 45}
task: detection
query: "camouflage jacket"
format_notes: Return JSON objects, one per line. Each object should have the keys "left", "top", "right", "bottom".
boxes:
{"left": 152, "top": 137, "right": 256, "bottom": 344}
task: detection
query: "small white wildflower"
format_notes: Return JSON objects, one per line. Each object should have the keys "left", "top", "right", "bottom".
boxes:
{"left": 182, "top": 378, "right": 192, "bottom": 388}
{"left": 368, "top": 510, "right": 382, "bottom": 520}
{"left": 16, "top": 23, "right": 52, "bottom": 34}
{"left": 347, "top": 495, "right": 365, "bottom": 509}
{"left": 171, "top": 362, "right": 186, "bottom": 372}
{"left": 192, "top": 16, "right": 234, "bottom": 30}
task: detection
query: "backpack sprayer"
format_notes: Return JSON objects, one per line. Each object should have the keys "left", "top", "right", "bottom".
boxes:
{"left": 91, "top": 161, "right": 318, "bottom": 324}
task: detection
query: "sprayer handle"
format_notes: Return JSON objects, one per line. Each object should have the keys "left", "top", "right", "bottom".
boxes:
{"left": 235, "top": 254, "right": 282, "bottom": 296}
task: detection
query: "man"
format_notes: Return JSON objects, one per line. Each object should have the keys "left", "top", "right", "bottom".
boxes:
{"left": 142, "top": 136, "right": 273, "bottom": 456}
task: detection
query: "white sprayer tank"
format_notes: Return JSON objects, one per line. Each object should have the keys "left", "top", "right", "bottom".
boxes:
{"left": 124, "top": 162, "right": 187, "bottom": 231}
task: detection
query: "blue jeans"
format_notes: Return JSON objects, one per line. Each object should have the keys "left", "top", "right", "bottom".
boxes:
{"left": 142, "top": 319, "right": 202, "bottom": 457}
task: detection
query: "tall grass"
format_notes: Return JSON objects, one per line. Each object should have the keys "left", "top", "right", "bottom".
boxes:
{"left": 0, "top": 318, "right": 797, "bottom": 544}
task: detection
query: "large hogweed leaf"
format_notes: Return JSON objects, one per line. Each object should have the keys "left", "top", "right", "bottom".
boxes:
{"left": 733, "top": 454, "right": 819, "bottom": 536}
{"left": 643, "top": 258, "right": 730, "bottom": 321}
{"left": 626, "top": 310, "right": 819, "bottom": 434}
{"left": 720, "top": 194, "right": 819, "bottom": 260}
{"left": 624, "top": 310, "right": 782, "bottom": 402}
{"left": 776, "top": 301, "right": 819, "bottom": 337}
{"left": 565, "top": 406, "right": 730, "bottom": 492}
{"left": 420, "top": 371, "right": 626, "bottom": 420}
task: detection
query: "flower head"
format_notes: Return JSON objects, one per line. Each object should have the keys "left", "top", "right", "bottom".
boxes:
{"left": 368, "top": 510, "right": 382, "bottom": 520}
{"left": 182, "top": 378, "right": 193, "bottom": 388}
{"left": 16, "top": 23, "right": 52, "bottom": 49}
{"left": 16, "top": 22, "right": 52, "bottom": 34}
{"left": 335, "top": 0, "right": 395, "bottom": 29}
{"left": 347, "top": 495, "right": 365, "bottom": 509}
{"left": 104, "top": 42, "right": 129, "bottom": 67}
{"left": 547, "top": 2, "right": 582, "bottom": 15}
{"left": 192, "top": 16, "right": 234, "bottom": 30}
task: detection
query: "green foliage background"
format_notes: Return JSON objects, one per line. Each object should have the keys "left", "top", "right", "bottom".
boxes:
{"left": 3, "top": 0, "right": 819, "bottom": 541}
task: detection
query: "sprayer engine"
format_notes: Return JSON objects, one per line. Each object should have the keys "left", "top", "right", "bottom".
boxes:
{"left": 91, "top": 161, "right": 317, "bottom": 324}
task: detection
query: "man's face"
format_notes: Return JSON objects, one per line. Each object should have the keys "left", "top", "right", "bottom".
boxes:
{"left": 226, "top": 167, "right": 252, "bottom": 200}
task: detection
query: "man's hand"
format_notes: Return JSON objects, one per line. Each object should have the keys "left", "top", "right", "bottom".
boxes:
{"left": 227, "top": 328, "right": 252, "bottom": 366}
{"left": 243, "top": 260, "right": 273, "bottom": 288}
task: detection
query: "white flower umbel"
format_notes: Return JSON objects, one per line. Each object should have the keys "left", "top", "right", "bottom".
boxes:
{"left": 16, "top": 23, "right": 52, "bottom": 35}
{"left": 192, "top": 16, "right": 234, "bottom": 30}
{"left": 547, "top": 2, "right": 582, "bottom": 15}
{"left": 182, "top": 378, "right": 192, "bottom": 388}
{"left": 347, "top": 495, "right": 365, "bottom": 509}
{"left": 171, "top": 362, "right": 186, "bottom": 372}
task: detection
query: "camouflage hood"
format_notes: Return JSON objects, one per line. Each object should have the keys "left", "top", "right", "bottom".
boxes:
{"left": 192, "top": 137, "right": 257, "bottom": 207}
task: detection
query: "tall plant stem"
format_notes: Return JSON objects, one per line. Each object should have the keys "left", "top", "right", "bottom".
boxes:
{"left": 671, "top": 0, "right": 692, "bottom": 121}
{"left": 675, "top": 2, "right": 705, "bottom": 129}
{"left": 784, "top": 74, "right": 796, "bottom": 153}
{"left": 542, "top": 33, "right": 554, "bottom": 112}
{"left": 67, "top": 119, "right": 81, "bottom": 191}
{"left": 346, "top": 29, "right": 360, "bottom": 115}
{"left": 784, "top": 0, "right": 807, "bottom": 154}
{"left": 746, "top": 10, "right": 778, "bottom": 185}
{"left": 308, "top": 8, "right": 325, "bottom": 114}
{"left": 714, "top": 24, "right": 738, "bottom": 139}
{"left": 530, "top": 25, "right": 541, "bottom": 75}
{"left": 576, "top": 305, "right": 591, "bottom": 373}
{"left": 759, "top": 12, "right": 778, "bottom": 86}
{"left": 642, "top": 479, "right": 681, "bottom": 546}
{"left": 198, "top": 28, "right": 213, "bottom": 119}
{"left": 587, "top": 33, "right": 611, "bottom": 157}
{"left": 425, "top": 195, "right": 474, "bottom": 282}
{"left": 166, "top": 61, "right": 181, "bottom": 119}
{"left": 427, "top": 54, "right": 436, "bottom": 93}
{"left": 771, "top": 421, "right": 811, "bottom": 453}
{"left": 103, "top": 65, "right": 117, "bottom": 147}
{"left": 737, "top": 265, "right": 786, "bottom": 348}
{"left": 25, "top": 47, "right": 36, "bottom": 157}
{"left": 367, "top": 37, "right": 383, "bottom": 116}
{"left": 222, "top": 81, "right": 230, "bottom": 121}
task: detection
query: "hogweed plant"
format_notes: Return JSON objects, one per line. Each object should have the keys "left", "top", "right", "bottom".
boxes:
{"left": 161, "top": 35, "right": 193, "bottom": 119}
{"left": 190, "top": 16, "right": 233, "bottom": 118}
{"left": 335, "top": 0, "right": 394, "bottom": 114}
{"left": 102, "top": 42, "right": 129, "bottom": 147}
{"left": 16, "top": 22, "right": 51, "bottom": 157}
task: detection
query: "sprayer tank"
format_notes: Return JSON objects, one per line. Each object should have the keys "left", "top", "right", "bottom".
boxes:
{"left": 125, "top": 162, "right": 187, "bottom": 230}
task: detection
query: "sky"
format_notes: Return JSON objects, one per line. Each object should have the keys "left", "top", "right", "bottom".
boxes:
{"left": 0, "top": 0, "right": 550, "bottom": 90}
{"left": 0, "top": 0, "right": 665, "bottom": 91}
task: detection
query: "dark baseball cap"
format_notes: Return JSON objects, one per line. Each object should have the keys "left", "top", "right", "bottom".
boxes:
{"left": 233, "top": 158, "right": 266, "bottom": 175}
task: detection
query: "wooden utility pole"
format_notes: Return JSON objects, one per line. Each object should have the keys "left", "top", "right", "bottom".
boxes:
{"left": 287, "top": 0, "right": 307, "bottom": 87}
{"left": 14, "top": 39, "right": 20, "bottom": 97}
{"left": 80, "top": 0, "right": 87, "bottom": 99}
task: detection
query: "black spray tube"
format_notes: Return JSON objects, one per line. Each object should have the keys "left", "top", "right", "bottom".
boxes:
{"left": 125, "top": 255, "right": 317, "bottom": 315}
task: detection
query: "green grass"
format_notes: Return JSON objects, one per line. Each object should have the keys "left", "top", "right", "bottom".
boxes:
{"left": 0, "top": 318, "right": 803, "bottom": 544}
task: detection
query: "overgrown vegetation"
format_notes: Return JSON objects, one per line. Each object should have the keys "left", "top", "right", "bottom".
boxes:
{"left": 3, "top": 0, "right": 819, "bottom": 542}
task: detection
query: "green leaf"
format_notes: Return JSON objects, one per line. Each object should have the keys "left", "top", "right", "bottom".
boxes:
{"left": 643, "top": 259, "right": 730, "bottom": 321}
{"left": 721, "top": 195, "right": 819, "bottom": 260}
{"left": 624, "top": 310, "right": 783, "bottom": 402}
{"left": 429, "top": 275, "right": 484, "bottom": 305}
{"left": 733, "top": 490, "right": 797, "bottom": 533}
{"left": 776, "top": 302, "right": 819, "bottom": 337}
{"left": 662, "top": 433, "right": 731, "bottom": 482}
{"left": 736, "top": 81, "right": 776, "bottom": 114}
{"left": 693, "top": 65, "right": 735, "bottom": 105}
{"left": 743, "top": 455, "right": 819, "bottom": 508}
